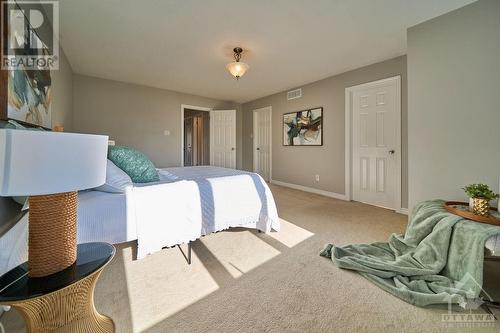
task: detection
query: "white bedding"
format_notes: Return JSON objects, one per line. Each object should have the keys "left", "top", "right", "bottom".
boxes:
{"left": 77, "top": 190, "right": 136, "bottom": 244}
{"left": 77, "top": 166, "right": 280, "bottom": 259}
{"left": 0, "top": 213, "right": 28, "bottom": 276}
{"left": 133, "top": 166, "right": 280, "bottom": 258}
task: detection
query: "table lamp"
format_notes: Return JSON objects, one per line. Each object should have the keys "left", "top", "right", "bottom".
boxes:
{"left": 0, "top": 129, "right": 108, "bottom": 277}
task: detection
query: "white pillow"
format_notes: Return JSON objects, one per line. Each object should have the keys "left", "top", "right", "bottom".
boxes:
{"left": 94, "top": 160, "right": 133, "bottom": 193}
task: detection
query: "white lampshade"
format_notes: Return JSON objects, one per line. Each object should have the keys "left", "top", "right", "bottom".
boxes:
{"left": 226, "top": 61, "right": 249, "bottom": 79}
{"left": 0, "top": 129, "right": 108, "bottom": 196}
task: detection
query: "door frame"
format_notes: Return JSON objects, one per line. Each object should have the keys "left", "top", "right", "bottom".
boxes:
{"left": 344, "top": 76, "right": 402, "bottom": 212}
{"left": 253, "top": 106, "right": 272, "bottom": 181}
{"left": 180, "top": 104, "right": 212, "bottom": 166}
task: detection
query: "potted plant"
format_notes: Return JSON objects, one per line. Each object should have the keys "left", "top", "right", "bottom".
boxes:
{"left": 462, "top": 183, "right": 499, "bottom": 216}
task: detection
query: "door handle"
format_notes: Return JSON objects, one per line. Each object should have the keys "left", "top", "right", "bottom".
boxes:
{"left": 231, "top": 147, "right": 235, "bottom": 151}
{"left": 256, "top": 148, "right": 260, "bottom": 150}
{"left": 389, "top": 149, "right": 395, "bottom": 155}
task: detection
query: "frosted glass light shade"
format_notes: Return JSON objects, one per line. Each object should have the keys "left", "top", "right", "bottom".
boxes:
{"left": 0, "top": 129, "right": 109, "bottom": 196}
{"left": 226, "top": 61, "right": 249, "bottom": 79}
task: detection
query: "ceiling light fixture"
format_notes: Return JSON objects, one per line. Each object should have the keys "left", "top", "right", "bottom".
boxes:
{"left": 226, "top": 47, "right": 249, "bottom": 80}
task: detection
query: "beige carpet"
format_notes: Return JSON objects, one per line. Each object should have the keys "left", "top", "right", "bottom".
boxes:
{"left": 3, "top": 185, "right": 500, "bottom": 332}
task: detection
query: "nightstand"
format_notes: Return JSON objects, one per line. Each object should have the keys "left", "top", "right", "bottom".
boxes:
{"left": 0, "top": 242, "right": 115, "bottom": 333}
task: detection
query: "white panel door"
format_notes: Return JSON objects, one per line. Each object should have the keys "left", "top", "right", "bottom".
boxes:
{"left": 253, "top": 107, "right": 272, "bottom": 181}
{"left": 352, "top": 78, "right": 399, "bottom": 209}
{"left": 210, "top": 110, "right": 236, "bottom": 168}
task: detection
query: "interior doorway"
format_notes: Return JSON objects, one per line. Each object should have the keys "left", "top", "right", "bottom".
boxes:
{"left": 183, "top": 108, "right": 210, "bottom": 166}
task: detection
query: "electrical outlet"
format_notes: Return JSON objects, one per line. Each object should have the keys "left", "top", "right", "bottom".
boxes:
{"left": 315, "top": 174, "right": 320, "bottom": 182}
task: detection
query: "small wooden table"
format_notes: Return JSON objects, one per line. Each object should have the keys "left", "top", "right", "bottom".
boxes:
{"left": 0, "top": 242, "right": 115, "bottom": 333}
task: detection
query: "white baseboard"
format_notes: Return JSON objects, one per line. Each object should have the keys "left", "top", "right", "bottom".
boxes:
{"left": 270, "top": 179, "right": 348, "bottom": 201}
{"left": 397, "top": 208, "right": 409, "bottom": 215}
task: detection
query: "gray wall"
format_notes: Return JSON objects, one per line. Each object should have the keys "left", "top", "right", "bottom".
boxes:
{"left": 72, "top": 75, "right": 242, "bottom": 168}
{"left": 408, "top": 0, "right": 500, "bottom": 210}
{"left": 242, "top": 56, "right": 408, "bottom": 208}
{"left": 51, "top": 47, "right": 74, "bottom": 131}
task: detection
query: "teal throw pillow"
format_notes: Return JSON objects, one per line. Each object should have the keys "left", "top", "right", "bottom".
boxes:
{"left": 107, "top": 146, "right": 159, "bottom": 183}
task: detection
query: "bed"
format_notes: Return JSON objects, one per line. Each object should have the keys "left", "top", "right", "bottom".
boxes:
{"left": 77, "top": 166, "right": 280, "bottom": 259}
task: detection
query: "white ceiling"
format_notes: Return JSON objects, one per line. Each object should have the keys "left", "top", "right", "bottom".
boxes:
{"left": 59, "top": 0, "right": 475, "bottom": 103}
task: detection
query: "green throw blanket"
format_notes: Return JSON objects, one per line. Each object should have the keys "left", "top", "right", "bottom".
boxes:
{"left": 320, "top": 200, "right": 500, "bottom": 307}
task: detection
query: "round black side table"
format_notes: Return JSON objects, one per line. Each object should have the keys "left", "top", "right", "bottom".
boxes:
{"left": 0, "top": 242, "right": 115, "bottom": 333}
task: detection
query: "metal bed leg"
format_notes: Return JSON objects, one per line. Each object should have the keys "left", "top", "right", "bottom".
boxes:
{"left": 177, "top": 242, "right": 192, "bottom": 265}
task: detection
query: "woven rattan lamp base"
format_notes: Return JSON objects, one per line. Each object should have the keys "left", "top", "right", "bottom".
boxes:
{"left": 28, "top": 192, "right": 78, "bottom": 277}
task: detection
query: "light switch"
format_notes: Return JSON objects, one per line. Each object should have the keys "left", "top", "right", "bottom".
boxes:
{"left": 163, "top": 130, "right": 171, "bottom": 136}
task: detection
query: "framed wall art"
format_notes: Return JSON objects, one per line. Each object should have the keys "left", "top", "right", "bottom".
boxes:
{"left": 283, "top": 107, "right": 323, "bottom": 146}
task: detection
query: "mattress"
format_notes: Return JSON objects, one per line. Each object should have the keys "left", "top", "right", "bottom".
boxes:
{"left": 77, "top": 190, "right": 137, "bottom": 244}
{"left": 77, "top": 166, "right": 281, "bottom": 258}
{"left": 155, "top": 166, "right": 261, "bottom": 182}
{"left": 0, "top": 213, "right": 28, "bottom": 276}
{"left": 0, "top": 192, "right": 135, "bottom": 278}
{"left": 156, "top": 166, "right": 280, "bottom": 234}
{"left": 132, "top": 166, "right": 280, "bottom": 258}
